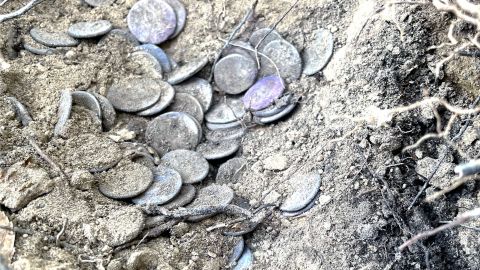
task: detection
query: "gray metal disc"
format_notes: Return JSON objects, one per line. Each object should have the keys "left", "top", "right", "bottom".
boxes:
{"left": 205, "top": 97, "right": 245, "bottom": 124}
{"left": 166, "top": 56, "right": 209, "bottom": 85}
{"left": 107, "top": 77, "right": 161, "bottom": 112}
{"left": 160, "top": 149, "right": 209, "bottom": 184}
{"left": 206, "top": 120, "right": 241, "bottom": 131}
{"left": 127, "top": 51, "right": 163, "bottom": 79}
{"left": 196, "top": 140, "right": 240, "bottom": 160}
{"left": 205, "top": 127, "right": 246, "bottom": 142}
{"left": 233, "top": 247, "right": 253, "bottom": 270}
{"left": 249, "top": 28, "right": 283, "bottom": 51}
{"left": 252, "top": 93, "right": 292, "bottom": 117}
{"left": 280, "top": 172, "right": 321, "bottom": 212}
{"left": 132, "top": 165, "right": 182, "bottom": 205}
{"left": 260, "top": 39, "right": 302, "bottom": 81}
{"left": 174, "top": 77, "right": 213, "bottom": 112}
{"left": 134, "top": 44, "right": 173, "bottom": 73}
{"left": 253, "top": 102, "right": 297, "bottom": 124}
{"left": 99, "top": 161, "right": 153, "bottom": 199}
{"left": 164, "top": 0, "right": 187, "bottom": 38}
{"left": 229, "top": 238, "right": 245, "bottom": 266}
{"left": 98, "top": 29, "right": 140, "bottom": 48}
{"left": 166, "top": 93, "right": 204, "bottom": 123}
{"left": 92, "top": 93, "right": 116, "bottom": 131}
{"left": 67, "top": 20, "right": 113, "bottom": 38}
{"left": 30, "top": 28, "right": 79, "bottom": 47}
{"left": 72, "top": 91, "right": 102, "bottom": 119}
{"left": 216, "top": 157, "right": 247, "bottom": 184}
{"left": 187, "top": 184, "right": 234, "bottom": 221}
{"left": 84, "top": 0, "right": 115, "bottom": 7}
{"left": 302, "top": 29, "right": 334, "bottom": 76}
{"left": 222, "top": 40, "right": 256, "bottom": 61}
{"left": 137, "top": 81, "right": 175, "bottom": 116}
{"left": 214, "top": 53, "right": 257, "bottom": 95}
{"left": 7, "top": 96, "right": 32, "bottom": 127}
{"left": 54, "top": 89, "right": 72, "bottom": 137}
{"left": 98, "top": 207, "right": 145, "bottom": 247}
{"left": 23, "top": 35, "right": 57, "bottom": 55}
{"left": 160, "top": 184, "right": 196, "bottom": 210}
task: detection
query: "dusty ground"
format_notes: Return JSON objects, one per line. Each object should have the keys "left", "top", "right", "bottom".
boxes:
{"left": 1, "top": 0, "right": 480, "bottom": 269}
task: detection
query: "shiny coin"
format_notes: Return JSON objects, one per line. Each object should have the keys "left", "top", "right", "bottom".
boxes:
{"left": 280, "top": 172, "right": 321, "bottom": 212}
{"left": 160, "top": 149, "right": 209, "bottom": 184}
{"left": 253, "top": 101, "right": 297, "bottom": 124}
{"left": 166, "top": 93, "right": 204, "bottom": 123}
{"left": 99, "top": 160, "right": 153, "bottom": 199}
{"left": 68, "top": 20, "right": 112, "bottom": 38}
{"left": 127, "top": 0, "right": 177, "bottom": 44}
{"left": 260, "top": 39, "right": 302, "bottom": 81}
{"left": 92, "top": 93, "right": 116, "bottom": 131}
{"left": 174, "top": 77, "right": 213, "bottom": 112}
{"left": 216, "top": 157, "right": 246, "bottom": 184}
{"left": 161, "top": 184, "right": 196, "bottom": 209}
{"left": 302, "top": 29, "right": 334, "bottom": 76}
{"left": 214, "top": 54, "right": 257, "bottom": 95}
{"left": 187, "top": 184, "right": 234, "bottom": 221}
{"left": 206, "top": 120, "right": 242, "bottom": 131}
{"left": 107, "top": 77, "right": 161, "bottom": 112}
{"left": 84, "top": 0, "right": 115, "bottom": 7}
{"left": 249, "top": 28, "right": 283, "bottom": 51}
{"left": 196, "top": 140, "right": 240, "bottom": 160}
{"left": 146, "top": 112, "right": 201, "bottom": 155}
{"left": 30, "top": 28, "right": 79, "bottom": 47}
{"left": 252, "top": 93, "right": 292, "bottom": 117}
{"left": 135, "top": 44, "right": 173, "bottom": 73}
{"left": 132, "top": 165, "right": 182, "bottom": 205}
{"left": 166, "top": 56, "right": 209, "bottom": 85}
{"left": 137, "top": 81, "right": 175, "bottom": 116}
{"left": 164, "top": 0, "right": 187, "bottom": 38}
{"left": 127, "top": 51, "right": 163, "bottom": 79}
{"left": 72, "top": 91, "right": 102, "bottom": 119}
{"left": 205, "top": 97, "right": 245, "bottom": 124}
{"left": 54, "top": 90, "right": 72, "bottom": 137}
{"left": 242, "top": 75, "right": 284, "bottom": 111}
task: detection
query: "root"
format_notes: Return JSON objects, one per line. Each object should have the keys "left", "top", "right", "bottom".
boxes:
{"left": 0, "top": 0, "right": 43, "bottom": 23}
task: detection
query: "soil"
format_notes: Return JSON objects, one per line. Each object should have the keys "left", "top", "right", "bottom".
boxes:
{"left": 1, "top": 0, "right": 480, "bottom": 269}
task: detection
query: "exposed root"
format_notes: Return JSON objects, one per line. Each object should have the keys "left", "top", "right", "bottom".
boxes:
{"left": 0, "top": 0, "right": 43, "bottom": 23}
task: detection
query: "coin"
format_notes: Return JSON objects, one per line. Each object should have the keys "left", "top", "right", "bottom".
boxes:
{"left": 214, "top": 53, "right": 257, "bottom": 94}
{"left": 160, "top": 149, "right": 209, "bottom": 184}
{"left": 107, "top": 77, "right": 161, "bottom": 112}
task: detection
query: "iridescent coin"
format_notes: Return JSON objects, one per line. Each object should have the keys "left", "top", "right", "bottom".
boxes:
{"left": 127, "top": 0, "right": 177, "bottom": 44}
{"left": 99, "top": 160, "right": 153, "bottom": 199}
{"left": 68, "top": 20, "right": 112, "bottom": 38}
{"left": 166, "top": 93, "right": 204, "bottom": 123}
{"left": 205, "top": 97, "right": 245, "bottom": 124}
{"left": 216, "top": 157, "right": 246, "bottom": 184}
{"left": 214, "top": 54, "right": 257, "bottom": 95}
{"left": 196, "top": 140, "right": 240, "bottom": 160}
{"left": 249, "top": 28, "right": 283, "bottom": 51}
{"left": 92, "top": 93, "right": 116, "bottom": 131}
{"left": 174, "top": 77, "right": 213, "bottom": 112}
{"left": 187, "top": 184, "right": 234, "bottom": 221}
{"left": 166, "top": 56, "right": 209, "bottom": 85}
{"left": 30, "top": 28, "right": 79, "bottom": 47}
{"left": 161, "top": 184, "right": 196, "bottom": 209}
{"left": 242, "top": 75, "right": 284, "bottom": 111}
{"left": 160, "top": 149, "right": 209, "bottom": 184}
{"left": 260, "top": 39, "right": 302, "bottom": 81}
{"left": 107, "top": 77, "right": 161, "bottom": 112}
{"left": 132, "top": 165, "right": 182, "bottom": 205}
{"left": 280, "top": 172, "right": 321, "bottom": 212}
{"left": 71, "top": 91, "right": 102, "bottom": 119}
{"left": 135, "top": 44, "right": 173, "bottom": 73}
{"left": 302, "top": 29, "right": 334, "bottom": 76}
{"left": 252, "top": 94, "right": 292, "bottom": 117}
{"left": 137, "top": 81, "right": 175, "bottom": 116}
{"left": 164, "top": 0, "right": 187, "bottom": 38}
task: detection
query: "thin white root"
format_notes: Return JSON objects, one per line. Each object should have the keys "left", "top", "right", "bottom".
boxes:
{"left": 0, "top": 0, "right": 42, "bottom": 23}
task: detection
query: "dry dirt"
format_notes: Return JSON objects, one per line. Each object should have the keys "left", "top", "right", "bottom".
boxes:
{"left": 1, "top": 0, "right": 480, "bottom": 269}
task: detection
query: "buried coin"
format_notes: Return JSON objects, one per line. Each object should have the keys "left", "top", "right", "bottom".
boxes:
{"left": 92, "top": 93, "right": 116, "bottom": 131}
{"left": 84, "top": 0, "right": 115, "bottom": 7}
{"left": 127, "top": 51, "right": 163, "bottom": 78}
{"left": 166, "top": 56, "right": 209, "bottom": 85}
{"left": 302, "top": 28, "right": 334, "bottom": 76}
{"left": 161, "top": 184, "right": 196, "bottom": 210}
{"left": 98, "top": 29, "right": 140, "bottom": 48}
{"left": 205, "top": 97, "right": 245, "bottom": 124}
{"left": 260, "top": 39, "right": 302, "bottom": 81}
{"left": 7, "top": 97, "right": 32, "bottom": 127}
{"left": 99, "top": 160, "right": 153, "bottom": 199}
{"left": 216, "top": 157, "right": 246, "bottom": 184}
{"left": 137, "top": 81, "right": 175, "bottom": 116}
{"left": 164, "top": 0, "right": 187, "bottom": 38}
{"left": 174, "top": 77, "right": 213, "bottom": 112}
{"left": 186, "top": 184, "right": 234, "bottom": 221}
{"left": 206, "top": 120, "right": 242, "bottom": 131}
{"left": 71, "top": 91, "right": 102, "bottom": 119}
{"left": 23, "top": 35, "right": 57, "bottom": 55}
{"left": 282, "top": 189, "right": 320, "bottom": 217}
{"left": 253, "top": 102, "right": 297, "bottom": 124}
{"left": 252, "top": 93, "right": 292, "bottom": 117}
{"left": 135, "top": 44, "right": 173, "bottom": 73}
{"left": 205, "top": 127, "right": 245, "bottom": 142}
{"left": 233, "top": 247, "right": 253, "bottom": 270}
{"left": 146, "top": 112, "right": 201, "bottom": 155}
{"left": 127, "top": 0, "right": 177, "bottom": 44}
{"left": 166, "top": 93, "right": 204, "bottom": 123}
{"left": 222, "top": 40, "right": 256, "bottom": 61}
{"left": 249, "top": 28, "right": 283, "bottom": 51}
{"left": 214, "top": 53, "right": 258, "bottom": 95}
{"left": 107, "top": 77, "right": 161, "bottom": 112}
{"left": 132, "top": 165, "right": 182, "bottom": 205}
{"left": 280, "top": 172, "right": 321, "bottom": 212}
{"left": 98, "top": 207, "right": 145, "bottom": 247}
{"left": 196, "top": 140, "right": 240, "bottom": 160}
{"left": 160, "top": 149, "right": 209, "bottom": 184}
{"left": 67, "top": 20, "right": 112, "bottom": 38}
{"left": 30, "top": 28, "right": 79, "bottom": 47}
{"left": 242, "top": 75, "right": 285, "bottom": 111}
{"left": 54, "top": 89, "right": 72, "bottom": 137}
{"left": 229, "top": 237, "right": 245, "bottom": 266}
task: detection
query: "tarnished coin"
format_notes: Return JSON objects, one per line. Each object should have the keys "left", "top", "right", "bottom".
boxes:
{"left": 205, "top": 97, "right": 245, "bottom": 124}
{"left": 107, "top": 77, "right": 161, "bottom": 112}
{"left": 132, "top": 165, "right": 182, "bottom": 205}
{"left": 99, "top": 160, "right": 153, "bottom": 199}
{"left": 302, "top": 29, "right": 334, "bottom": 76}
{"left": 116, "top": 114, "right": 150, "bottom": 142}
{"left": 187, "top": 184, "right": 234, "bottom": 221}
{"left": 164, "top": 0, "right": 187, "bottom": 38}
{"left": 280, "top": 172, "right": 321, "bottom": 212}
{"left": 54, "top": 89, "right": 72, "bottom": 137}
{"left": 84, "top": 0, "right": 115, "bottom": 7}
{"left": 23, "top": 35, "right": 56, "bottom": 55}
{"left": 260, "top": 39, "right": 302, "bottom": 81}
{"left": 174, "top": 77, "right": 213, "bottom": 112}
{"left": 146, "top": 112, "right": 201, "bottom": 155}
{"left": 282, "top": 190, "right": 320, "bottom": 217}
{"left": 68, "top": 20, "right": 112, "bottom": 38}
{"left": 135, "top": 44, "right": 173, "bottom": 73}
{"left": 222, "top": 40, "right": 256, "bottom": 61}
{"left": 253, "top": 102, "right": 297, "bottom": 124}
{"left": 127, "top": 0, "right": 177, "bottom": 44}
{"left": 137, "top": 81, "right": 175, "bottom": 116}
{"left": 98, "top": 207, "right": 145, "bottom": 247}
{"left": 161, "top": 184, "right": 196, "bottom": 209}
{"left": 214, "top": 54, "right": 257, "bottom": 95}
{"left": 229, "top": 238, "right": 245, "bottom": 266}
{"left": 187, "top": 113, "right": 203, "bottom": 142}
{"left": 92, "top": 93, "right": 116, "bottom": 131}
{"left": 205, "top": 127, "right": 246, "bottom": 142}
{"left": 166, "top": 56, "right": 209, "bottom": 85}
{"left": 252, "top": 94, "right": 292, "bottom": 117}
{"left": 30, "top": 28, "right": 79, "bottom": 47}
{"left": 127, "top": 51, "right": 163, "bottom": 78}
{"left": 166, "top": 93, "right": 204, "bottom": 123}
{"left": 7, "top": 97, "right": 32, "bottom": 127}
{"left": 160, "top": 149, "right": 209, "bottom": 184}
{"left": 205, "top": 120, "right": 241, "bottom": 131}
{"left": 72, "top": 91, "right": 102, "bottom": 119}
{"left": 233, "top": 247, "right": 253, "bottom": 270}
{"left": 242, "top": 75, "right": 284, "bottom": 111}
{"left": 98, "top": 29, "right": 140, "bottom": 48}
{"left": 216, "top": 157, "right": 246, "bottom": 184}
{"left": 196, "top": 140, "right": 240, "bottom": 160}
{"left": 249, "top": 28, "right": 283, "bottom": 51}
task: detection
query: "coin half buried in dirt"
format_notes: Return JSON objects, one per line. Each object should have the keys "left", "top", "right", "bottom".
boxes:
{"left": 107, "top": 77, "right": 161, "bottom": 112}
{"left": 214, "top": 53, "right": 258, "bottom": 95}
{"left": 252, "top": 93, "right": 292, "bottom": 117}
{"left": 205, "top": 97, "right": 245, "bottom": 124}
{"left": 132, "top": 165, "right": 182, "bottom": 205}
{"left": 68, "top": 20, "right": 112, "bottom": 38}
{"left": 282, "top": 189, "right": 320, "bottom": 217}
{"left": 98, "top": 29, "right": 140, "bottom": 48}
{"left": 84, "top": 0, "right": 115, "bottom": 7}
{"left": 242, "top": 75, "right": 285, "bottom": 111}
{"left": 92, "top": 93, "right": 116, "bottom": 131}
{"left": 164, "top": 0, "right": 187, "bottom": 38}
{"left": 233, "top": 247, "right": 253, "bottom": 270}
{"left": 54, "top": 89, "right": 72, "bottom": 137}
{"left": 166, "top": 93, "right": 204, "bottom": 123}
{"left": 99, "top": 160, "right": 153, "bottom": 199}
{"left": 71, "top": 91, "right": 102, "bottom": 119}
{"left": 216, "top": 157, "right": 247, "bottom": 184}
{"left": 135, "top": 44, "right": 173, "bottom": 73}
{"left": 146, "top": 112, "right": 201, "bottom": 155}
{"left": 196, "top": 140, "right": 240, "bottom": 160}
{"left": 280, "top": 172, "right": 321, "bottom": 212}
{"left": 229, "top": 237, "right": 245, "bottom": 266}
{"left": 253, "top": 102, "right": 297, "bottom": 124}
{"left": 249, "top": 28, "right": 283, "bottom": 51}
{"left": 127, "top": 0, "right": 177, "bottom": 44}
{"left": 160, "top": 149, "right": 209, "bottom": 184}
{"left": 187, "top": 184, "right": 235, "bottom": 221}
{"left": 174, "top": 77, "right": 213, "bottom": 112}
{"left": 98, "top": 207, "right": 145, "bottom": 247}
{"left": 127, "top": 51, "right": 163, "bottom": 78}
{"left": 161, "top": 184, "right": 196, "bottom": 210}
{"left": 260, "top": 39, "right": 302, "bottom": 81}
{"left": 137, "top": 81, "right": 175, "bottom": 116}
{"left": 205, "top": 127, "right": 245, "bottom": 142}
{"left": 205, "top": 120, "right": 242, "bottom": 131}
{"left": 7, "top": 96, "right": 32, "bottom": 127}
{"left": 302, "top": 28, "right": 334, "bottom": 76}
{"left": 166, "top": 56, "right": 209, "bottom": 85}
{"left": 30, "top": 28, "right": 79, "bottom": 47}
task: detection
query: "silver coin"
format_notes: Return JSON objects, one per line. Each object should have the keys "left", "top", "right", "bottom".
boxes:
{"left": 84, "top": 0, "right": 115, "bottom": 7}
{"left": 160, "top": 149, "right": 209, "bottom": 184}
{"left": 99, "top": 160, "right": 153, "bottom": 199}
{"left": 205, "top": 127, "right": 246, "bottom": 142}
{"left": 137, "top": 81, "right": 175, "bottom": 116}
{"left": 127, "top": 51, "right": 163, "bottom": 79}
{"left": 222, "top": 40, "right": 256, "bottom": 61}
{"left": 233, "top": 247, "right": 253, "bottom": 270}
{"left": 252, "top": 94, "right": 292, "bottom": 117}
{"left": 216, "top": 157, "right": 247, "bottom": 184}
{"left": 98, "top": 29, "right": 140, "bottom": 48}
{"left": 164, "top": 0, "right": 187, "bottom": 39}
{"left": 253, "top": 102, "right": 297, "bottom": 124}
{"left": 214, "top": 53, "right": 257, "bottom": 95}
{"left": 260, "top": 39, "right": 302, "bottom": 81}
{"left": 72, "top": 91, "right": 102, "bottom": 119}
{"left": 205, "top": 97, "right": 245, "bottom": 124}
{"left": 166, "top": 93, "right": 204, "bottom": 123}
{"left": 23, "top": 35, "right": 57, "bottom": 55}
{"left": 160, "top": 184, "right": 196, "bottom": 210}
{"left": 132, "top": 165, "right": 182, "bottom": 205}
{"left": 186, "top": 112, "right": 203, "bottom": 143}
{"left": 229, "top": 238, "right": 245, "bottom": 266}
{"left": 280, "top": 172, "right": 321, "bottom": 212}
{"left": 54, "top": 89, "right": 72, "bottom": 137}
{"left": 282, "top": 189, "right": 320, "bottom": 217}
{"left": 6, "top": 96, "right": 32, "bottom": 127}
{"left": 302, "top": 29, "right": 334, "bottom": 76}
{"left": 98, "top": 207, "right": 144, "bottom": 247}
{"left": 145, "top": 112, "right": 201, "bottom": 155}
{"left": 166, "top": 56, "right": 209, "bottom": 85}
{"left": 92, "top": 93, "right": 116, "bottom": 131}
{"left": 249, "top": 28, "right": 283, "bottom": 51}
{"left": 135, "top": 44, "right": 173, "bottom": 73}
{"left": 196, "top": 140, "right": 240, "bottom": 160}
{"left": 206, "top": 120, "right": 242, "bottom": 131}
{"left": 174, "top": 77, "right": 213, "bottom": 112}
{"left": 67, "top": 20, "right": 112, "bottom": 39}
{"left": 107, "top": 77, "right": 161, "bottom": 112}
{"left": 30, "top": 28, "right": 79, "bottom": 47}
{"left": 187, "top": 184, "right": 234, "bottom": 221}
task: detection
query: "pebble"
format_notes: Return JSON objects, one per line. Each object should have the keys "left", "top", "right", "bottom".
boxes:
{"left": 166, "top": 56, "right": 209, "bottom": 85}
{"left": 132, "top": 165, "right": 182, "bottom": 205}
{"left": 70, "top": 170, "right": 95, "bottom": 191}
{"left": 71, "top": 91, "right": 102, "bottom": 119}
{"left": 107, "top": 77, "right": 162, "bottom": 112}
{"left": 30, "top": 28, "right": 79, "bottom": 47}
{"left": 92, "top": 93, "right": 116, "bottom": 131}
{"left": 263, "top": 154, "right": 288, "bottom": 171}
{"left": 280, "top": 172, "right": 322, "bottom": 212}
{"left": 164, "top": 0, "right": 187, "bottom": 38}
{"left": 98, "top": 207, "right": 145, "bottom": 247}
{"left": 54, "top": 89, "right": 72, "bottom": 137}
{"left": 229, "top": 238, "right": 245, "bottom": 266}
{"left": 161, "top": 184, "right": 196, "bottom": 210}
{"left": 196, "top": 140, "right": 240, "bottom": 160}
{"left": 187, "top": 184, "right": 234, "bottom": 221}
{"left": 84, "top": 0, "right": 115, "bottom": 7}
{"left": 137, "top": 81, "right": 175, "bottom": 116}
{"left": 135, "top": 44, "right": 173, "bottom": 73}
{"left": 205, "top": 127, "right": 246, "bottom": 142}
{"left": 214, "top": 53, "right": 257, "bottom": 94}
{"left": 174, "top": 77, "right": 213, "bottom": 111}
{"left": 249, "top": 28, "right": 283, "bottom": 51}
{"left": 252, "top": 93, "right": 292, "bottom": 117}
{"left": 127, "top": 0, "right": 177, "bottom": 44}
{"left": 146, "top": 112, "right": 201, "bottom": 155}
{"left": 99, "top": 160, "right": 153, "bottom": 199}
{"left": 166, "top": 93, "right": 204, "bottom": 123}
{"left": 260, "top": 39, "right": 302, "bottom": 81}
{"left": 6, "top": 97, "right": 32, "bottom": 127}
{"left": 233, "top": 247, "right": 253, "bottom": 270}
{"left": 253, "top": 102, "right": 297, "bottom": 124}
{"left": 242, "top": 75, "right": 285, "bottom": 111}
{"left": 98, "top": 29, "right": 140, "bottom": 48}
{"left": 160, "top": 149, "right": 209, "bottom": 184}
{"left": 206, "top": 120, "right": 242, "bottom": 131}
{"left": 128, "top": 51, "right": 163, "bottom": 78}
{"left": 216, "top": 157, "right": 246, "bottom": 184}
{"left": 205, "top": 97, "right": 245, "bottom": 124}
{"left": 67, "top": 20, "right": 112, "bottom": 39}
{"left": 302, "top": 29, "right": 334, "bottom": 75}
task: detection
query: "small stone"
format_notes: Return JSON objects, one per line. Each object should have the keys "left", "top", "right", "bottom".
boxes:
{"left": 280, "top": 172, "right": 322, "bottom": 212}
{"left": 416, "top": 157, "right": 455, "bottom": 189}
{"left": 30, "top": 28, "right": 79, "bottom": 47}
{"left": 136, "top": 80, "right": 175, "bottom": 116}
{"left": 216, "top": 157, "right": 247, "bottom": 184}
{"left": 242, "top": 75, "right": 285, "bottom": 111}
{"left": 68, "top": 20, "right": 112, "bottom": 38}
{"left": 263, "top": 154, "right": 288, "bottom": 171}
{"left": 166, "top": 56, "right": 209, "bottom": 85}
{"left": 302, "top": 29, "right": 334, "bottom": 76}
{"left": 318, "top": 194, "right": 332, "bottom": 206}
{"left": 132, "top": 165, "right": 182, "bottom": 205}
{"left": 263, "top": 190, "right": 281, "bottom": 205}
{"left": 107, "top": 77, "right": 161, "bottom": 112}
{"left": 205, "top": 97, "right": 245, "bottom": 124}
{"left": 99, "top": 160, "right": 153, "bottom": 199}
{"left": 174, "top": 77, "right": 213, "bottom": 112}
{"left": 70, "top": 170, "right": 95, "bottom": 191}
{"left": 98, "top": 207, "right": 145, "bottom": 247}
{"left": 166, "top": 93, "right": 204, "bottom": 123}
{"left": 214, "top": 53, "right": 257, "bottom": 94}
{"left": 160, "top": 149, "right": 209, "bottom": 184}
{"left": 196, "top": 140, "right": 240, "bottom": 160}
{"left": 260, "top": 39, "right": 302, "bottom": 81}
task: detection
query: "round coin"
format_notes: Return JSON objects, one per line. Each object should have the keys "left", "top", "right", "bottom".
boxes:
{"left": 216, "top": 157, "right": 247, "bottom": 184}
{"left": 160, "top": 149, "right": 209, "bottom": 184}
{"left": 174, "top": 77, "right": 213, "bottom": 112}
{"left": 132, "top": 165, "right": 182, "bottom": 205}
{"left": 99, "top": 160, "right": 153, "bottom": 199}
{"left": 164, "top": 0, "right": 187, "bottom": 38}
{"left": 253, "top": 101, "right": 297, "bottom": 124}
{"left": 280, "top": 172, "right": 321, "bottom": 212}
{"left": 205, "top": 97, "right": 245, "bottom": 124}
{"left": 23, "top": 35, "right": 56, "bottom": 55}
{"left": 187, "top": 184, "right": 234, "bottom": 221}
{"left": 30, "top": 28, "right": 79, "bottom": 47}
{"left": 166, "top": 56, "right": 209, "bottom": 85}
{"left": 107, "top": 77, "right": 161, "bottom": 112}
{"left": 84, "top": 0, "right": 115, "bottom": 7}
{"left": 92, "top": 93, "right": 116, "bottom": 131}
{"left": 302, "top": 29, "right": 334, "bottom": 76}
{"left": 233, "top": 247, "right": 253, "bottom": 270}
{"left": 260, "top": 39, "right": 302, "bottom": 81}
{"left": 249, "top": 28, "right": 283, "bottom": 51}
{"left": 135, "top": 44, "right": 173, "bottom": 73}
{"left": 205, "top": 120, "right": 241, "bottom": 131}
{"left": 166, "top": 93, "right": 204, "bottom": 123}
{"left": 127, "top": 51, "right": 163, "bottom": 78}
{"left": 98, "top": 207, "right": 145, "bottom": 247}
{"left": 242, "top": 75, "right": 284, "bottom": 111}
{"left": 137, "top": 81, "right": 175, "bottom": 116}
{"left": 98, "top": 29, "right": 140, "bottom": 48}
{"left": 68, "top": 20, "right": 112, "bottom": 38}
{"left": 54, "top": 90, "right": 72, "bottom": 137}
{"left": 72, "top": 91, "right": 102, "bottom": 119}
{"left": 205, "top": 127, "right": 245, "bottom": 142}
{"left": 252, "top": 93, "right": 292, "bottom": 117}
{"left": 214, "top": 54, "right": 257, "bottom": 95}
{"left": 196, "top": 140, "right": 240, "bottom": 160}
{"left": 229, "top": 238, "right": 245, "bottom": 266}
{"left": 222, "top": 40, "right": 256, "bottom": 61}
{"left": 161, "top": 184, "right": 196, "bottom": 209}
